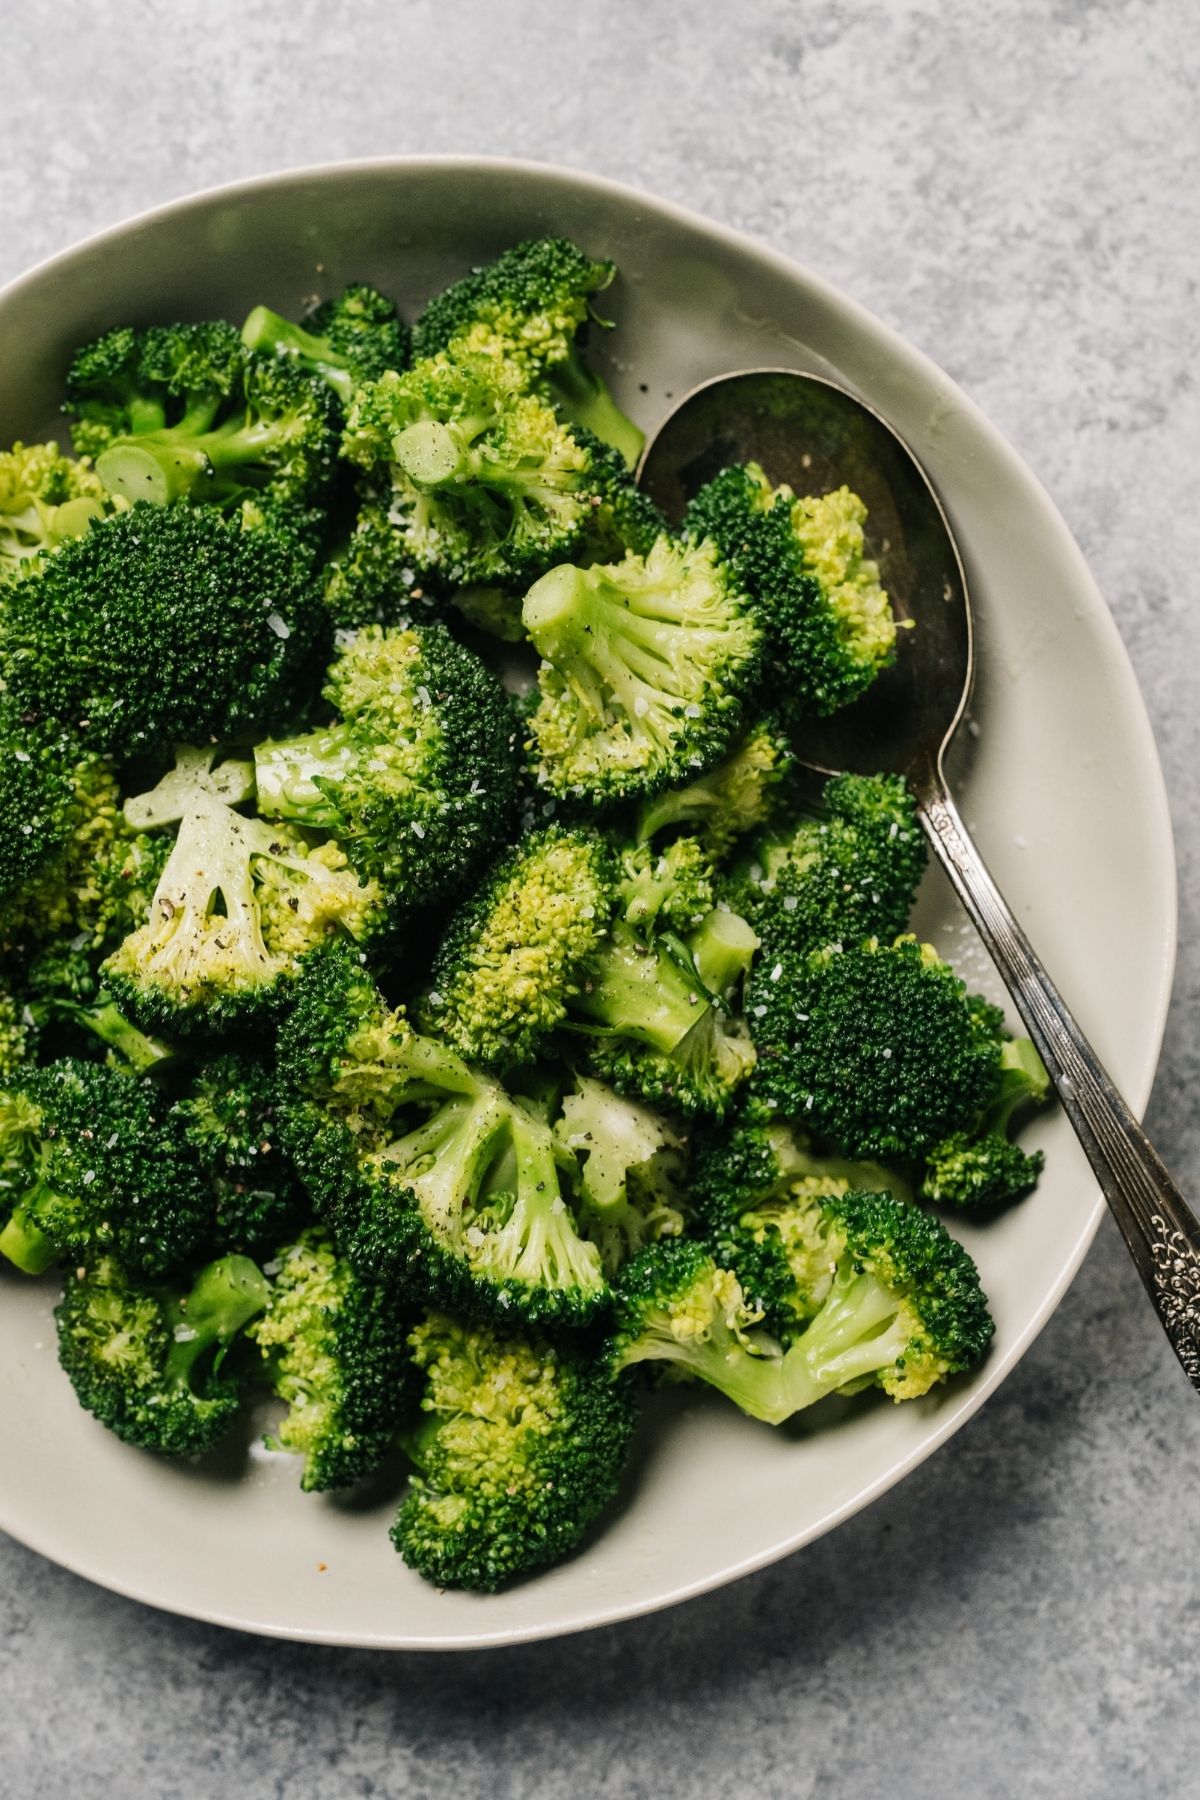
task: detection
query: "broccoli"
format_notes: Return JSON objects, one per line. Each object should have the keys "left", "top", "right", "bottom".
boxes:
{"left": 729, "top": 771, "right": 927, "bottom": 959}
{"left": 29, "top": 987, "right": 177, "bottom": 1077}
{"left": 425, "top": 827, "right": 757, "bottom": 1116}
{"left": 322, "top": 500, "right": 436, "bottom": 630}
{"left": 554, "top": 1076, "right": 687, "bottom": 1277}
{"left": 610, "top": 1191, "right": 993, "bottom": 1416}
{"left": 748, "top": 936, "right": 1014, "bottom": 1164}
{"left": 277, "top": 943, "right": 607, "bottom": 1326}
{"left": 249, "top": 1228, "right": 419, "bottom": 1491}
{"left": 0, "top": 1058, "right": 211, "bottom": 1276}
{"left": 68, "top": 321, "right": 337, "bottom": 508}
{"left": 633, "top": 719, "right": 795, "bottom": 862}
{"left": 391, "top": 1308, "right": 638, "bottom": 1590}
{"left": 412, "top": 236, "right": 644, "bottom": 468}
{"left": 0, "top": 974, "right": 34, "bottom": 1081}
{"left": 253, "top": 623, "right": 519, "bottom": 901}
{"left": 617, "top": 836, "right": 716, "bottom": 935}
{"left": 522, "top": 535, "right": 761, "bottom": 807}
{"left": 0, "top": 440, "right": 110, "bottom": 573}
{"left": 685, "top": 465, "right": 897, "bottom": 718}
{"left": 55, "top": 1252, "right": 269, "bottom": 1456}
{"left": 343, "top": 353, "right": 598, "bottom": 586}
{"left": 0, "top": 502, "right": 327, "bottom": 759}
{"left": 241, "top": 283, "right": 410, "bottom": 410}
{"left": 921, "top": 1034, "right": 1049, "bottom": 1210}
{"left": 178, "top": 1053, "right": 306, "bottom": 1253}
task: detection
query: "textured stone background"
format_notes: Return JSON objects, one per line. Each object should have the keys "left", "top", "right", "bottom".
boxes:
{"left": 2, "top": 3, "right": 1199, "bottom": 1796}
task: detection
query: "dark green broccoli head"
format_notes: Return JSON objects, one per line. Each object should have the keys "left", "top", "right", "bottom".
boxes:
{"left": 921, "top": 1131, "right": 1044, "bottom": 1210}
{"left": 391, "top": 1307, "right": 638, "bottom": 1591}
{"left": 249, "top": 1228, "right": 419, "bottom": 1491}
{"left": 729, "top": 771, "right": 926, "bottom": 959}
{"left": 749, "top": 937, "right": 1004, "bottom": 1162}
{"left": 55, "top": 1252, "right": 269, "bottom": 1456}
{"left": 685, "top": 464, "right": 897, "bottom": 719}
{"left": 523, "top": 535, "right": 762, "bottom": 807}
{"left": 253, "top": 623, "right": 520, "bottom": 903}
{"left": 0, "top": 977, "right": 34, "bottom": 1083}
{"left": 0, "top": 440, "right": 110, "bottom": 573}
{"left": 64, "top": 320, "right": 246, "bottom": 459}
{"left": 322, "top": 500, "right": 437, "bottom": 630}
{"left": 241, "top": 283, "right": 410, "bottom": 411}
{"left": 0, "top": 1058, "right": 211, "bottom": 1277}
{"left": 343, "top": 353, "right": 597, "bottom": 586}
{"left": 1, "top": 502, "right": 327, "bottom": 759}
{"left": 178, "top": 1052, "right": 307, "bottom": 1254}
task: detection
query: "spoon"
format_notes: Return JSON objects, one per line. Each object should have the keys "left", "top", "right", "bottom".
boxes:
{"left": 638, "top": 367, "right": 1200, "bottom": 1392}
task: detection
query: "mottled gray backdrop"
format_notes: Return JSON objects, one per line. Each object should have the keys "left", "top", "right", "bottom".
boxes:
{"left": 2, "top": 3, "right": 1199, "bottom": 1796}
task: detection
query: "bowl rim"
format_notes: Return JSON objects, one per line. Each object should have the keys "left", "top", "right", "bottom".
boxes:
{"left": 0, "top": 153, "right": 1179, "bottom": 1650}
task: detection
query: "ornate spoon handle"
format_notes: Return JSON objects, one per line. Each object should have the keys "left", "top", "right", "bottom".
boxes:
{"left": 919, "top": 780, "right": 1200, "bottom": 1389}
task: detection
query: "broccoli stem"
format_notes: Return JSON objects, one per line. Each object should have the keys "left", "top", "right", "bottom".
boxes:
{"left": 96, "top": 415, "right": 298, "bottom": 506}
{"left": 0, "top": 1194, "right": 59, "bottom": 1274}
{"left": 161, "top": 1254, "right": 270, "bottom": 1388}
{"left": 474, "top": 1105, "right": 602, "bottom": 1293}
{"left": 543, "top": 347, "right": 644, "bottom": 470}
{"left": 687, "top": 910, "right": 759, "bottom": 998}
{"left": 52, "top": 997, "right": 176, "bottom": 1077}
{"left": 253, "top": 728, "right": 358, "bottom": 829}
{"left": 383, "top": 1089, "right": 511, "bottom": 1240}
{"left": 240, "top": 307, "right": 354, "bottom": 407}
{"left": 572, "top": 931, "right": 711, "bottom": 1055}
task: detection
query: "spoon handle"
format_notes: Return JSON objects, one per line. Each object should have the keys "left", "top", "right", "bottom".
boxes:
{"left": 920, "top": 781, "right": 1200, "bottom": 1390}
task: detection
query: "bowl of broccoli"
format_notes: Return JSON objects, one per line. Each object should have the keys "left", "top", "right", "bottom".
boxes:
{"left": 0, "top": 157, "right": 1174, "bottom": 1650}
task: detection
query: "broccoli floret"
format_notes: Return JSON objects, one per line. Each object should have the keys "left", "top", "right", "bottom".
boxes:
{"left": 248, "top": 1228, "right": 419, "bottom": 1491}
{"left": 64, "top": 321, "right": 247, "bottom": 460}
{"left": 177, "top": 1053, "right": 306, "bottom": 1253}
{"left": 617, "top": 835, "right": 716, "bottom": 934}
{"left": 391, "top": 1308, "right": 638, "bottom": 1590}
{"left": 277, "top": 944, "right": 607, "bottom": 1326}
{"left": 241, "top": 283, "right": 410, "bottom": 410}
{"left": 749, "top": 936, "right": 1009, "bottom": 1163}
{"left": 611, "top": 1192, "right": 993, "bottom": 1415}
{"left": 81, "top": 328, "right": 337, "bottom": 508}
{"left": 343, "top": 353, "right": 598, "bottom": 586}
{"left": 686, "top": 465, "right": 897, "bottom": 718}
{"left": 253, "top": 623, "right": 519, "bottom": 902}
{"left": 730, "top": 771, "right": 927, "bottom": 958}
{"left": 634, "top": 720, "right": 795, "bottom": 862}
{"left": 554, "top": 1076, "right": 687, "bottom": 1277}
{"left": 921, "top": 1035, "right": 1049, "bottom": 1209}
{"left": 0, "top": 440, "right": 111, "bottom": 573}
{"left": 0, "top": 974, "right": 34, "bottom": 1081}
{"left": 55, "top": 1252, "right": 269, "bottom": 1456}
{"left": 322, "top": 500, "right": 435, "bottom": 629}
{"left": 0, "top": 1058, "right": 211, "bottom": 1276}
{"left": 523, "top": 535, "right": 761, "bottom": 807}
{"left": 412, "top": 236, "right": 643, "bottom": 468}
{"left": 1, "top": 502, "right": 327, "bottom": 759}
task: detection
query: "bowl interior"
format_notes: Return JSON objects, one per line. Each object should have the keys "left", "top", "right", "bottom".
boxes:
{"left": 0, "top": 160, "right": 1176, "bottom": 1649}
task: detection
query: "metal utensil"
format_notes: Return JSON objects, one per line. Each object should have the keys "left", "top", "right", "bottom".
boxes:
{"left": 639, "top": 367, "right": 1200, "bottom": 1389}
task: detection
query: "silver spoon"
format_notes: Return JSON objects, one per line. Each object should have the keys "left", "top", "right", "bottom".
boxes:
{"left": 638, "top": 367, "right": 1200, "bottom": 1391}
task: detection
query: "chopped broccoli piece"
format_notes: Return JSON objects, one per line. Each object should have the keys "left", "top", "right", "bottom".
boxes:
{"left": 611, "top": 1192, "right": 993, "bottom": 1415}
{"left": 64, "top": 321, "right": 246, "bottom": 460}
{"left": 0, "top": 1058, "right": 210, "bottom": 1277}
{"left": 241, "top": 283, "right": 409, "bottom": 410}
{"left": 55, "top": 1252, "right": 269, "bottom": 1456}
{"left": 322, "top": 499, "right": 433, "bottom": 629}
{"left": 249, "top": 1228, "right": 419, "bottom": 1491}
{"left": 0, "top": 440, "right": 110, "bottom": 573}
{"left": 178, "top": 1052, "right": 307, "bottom": 1253}
{"left": 1, "top": 502, "right": 327, "bottom": 759}
{"left": 921, "top": 1036, "right": 1049, "bottom": 1209}
{"left": 391, "top": 1308, "right": 638, "bottom": 1590}
{"left": 554, "top": 1076, "right": 687, "bottom": 1277}
{"left": 617, "top": 835, "right": 716, "bottom": 934}
{"left": 343, "top": 353, "right": 597, "bottom": 586}
{"left": 254, "top": 623, "right": 519, "bottom": 902}
{"left": 634, "top": 719, "right": 795, "bottom": 862}
{"left": 523, "top": 535, "right": 761, "bottom": 807}
{"left": 685, "top": 464, "right": 897, "bottom": 718}
{"left": 412, "top": 236, "right": 643, "bottom": 467}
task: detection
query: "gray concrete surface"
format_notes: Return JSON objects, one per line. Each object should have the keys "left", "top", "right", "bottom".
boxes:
{"left": 2, "top": 2, "right": 1199, "bottom": 1795}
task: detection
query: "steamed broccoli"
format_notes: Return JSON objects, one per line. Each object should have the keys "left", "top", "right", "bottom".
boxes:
{"left": 343, "top": 353, "right": 598, "bottom": 586}
{"left": 241, "top": 283, "right": 410, "bottom": 410}
{"left": 412, "top": 236, "right": 643, "bottom": 467}
{"left": 178, "top": 1053, "right": 306, "bottom": 1253}
{"left": 391, "top": 1308, "right": 638, "bottom": 1590}
{"left": 523, "top": 535, "right": 761, "bottom": 807}
{"left": 0, "top": 1058, "right": 210, "bottom": 1276}
{"left": 253, "top": 623, "right": 519, "bottom": 901}
{"left": 0, "top": 974, "right": 34, "bottom": 1081}
{"left": 0, "top": 440, "right": 110, "bottom": 573}
{"left": 921, "top": 1034, "right": 1049, "bottom": 1210}
{"left": 0, "top": 502, "right": 327, "bottom": 759}
{"left": 277, "top": 944, "right": 608, "bottom": 1326}
{"left": 249, "top": 1228, "right": 419, "bottom": 1491}
{"left": 554, "top": 1076, "right": 687, "bottom": 1277}
{"left": 634, "top": 719, "right": 795, "bottom": 862}
{"left": 729, "top": 771, "right": 927, "bottom": 959}
{"left": 67, "top": 320, "right": 337, "bottom": 508}
{"left": 617, "top": 835, "right": 716, "bottom": 935}
{"left": 55, "top": 1252, "right": 269, "bottom": 1456}
{"left": 610, "top": 1191, "right": 993, "bottom": 1416}
{"left": 321, "top": 499, "right": 434, "bottom": 630}
{"left": 685, "top": 465, "right": 897, "bottom": 718}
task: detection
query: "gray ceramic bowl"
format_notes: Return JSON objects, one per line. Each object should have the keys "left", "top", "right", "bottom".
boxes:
{"left": 0, "top": 159, "right": 1176, "bottom": 1649}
